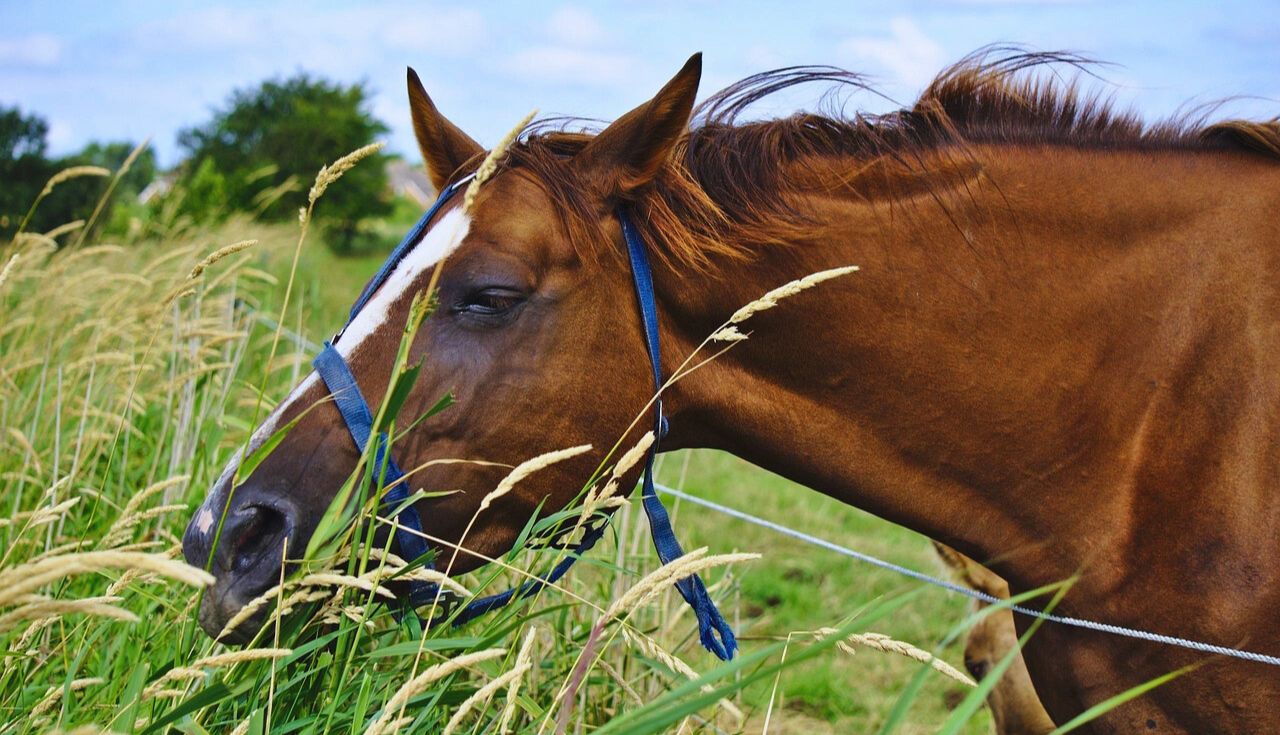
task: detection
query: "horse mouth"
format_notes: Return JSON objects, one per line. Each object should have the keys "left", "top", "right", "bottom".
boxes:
{"left": 197, "top": 581, "right": 268, "bottom": 644}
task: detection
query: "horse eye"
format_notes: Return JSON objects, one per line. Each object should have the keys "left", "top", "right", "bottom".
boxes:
{"left": 456, "top": 287, "right": 525, "bottom": 317}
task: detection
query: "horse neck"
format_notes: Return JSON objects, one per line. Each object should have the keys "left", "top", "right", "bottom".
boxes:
{"left": 657, "top": 144, "right": 1280, "bottom": 594}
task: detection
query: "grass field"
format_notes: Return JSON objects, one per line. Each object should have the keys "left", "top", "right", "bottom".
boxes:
{"left": 0, "top": 161, "right": 999, "bottom": 734}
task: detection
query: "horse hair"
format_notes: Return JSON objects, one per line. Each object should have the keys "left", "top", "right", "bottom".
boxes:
{"left": 487, "top": 46, "right": 1280, "bottom": 273}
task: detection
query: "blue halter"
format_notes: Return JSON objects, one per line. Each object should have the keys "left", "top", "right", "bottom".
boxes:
{"left": 312, "top": 178, "right": 736, "bottom": 660}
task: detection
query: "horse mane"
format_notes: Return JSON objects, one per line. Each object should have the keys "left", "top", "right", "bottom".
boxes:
{"left": 499, "top": 47, "right": 1280, "bottom": 273}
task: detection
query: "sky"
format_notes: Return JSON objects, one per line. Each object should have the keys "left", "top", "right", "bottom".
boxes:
{"left": 2, "top": 0, "right": 1277, "bottom": 168}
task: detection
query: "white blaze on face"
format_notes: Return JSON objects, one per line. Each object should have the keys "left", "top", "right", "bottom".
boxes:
{"left": 193, "top": 206, "right": 473, "bottom": 538}
{"left": 336, "top": 206, "right": 471, "bottom": 352}
{"left": 195, "top": 506, "right": 215, "bottom": 535}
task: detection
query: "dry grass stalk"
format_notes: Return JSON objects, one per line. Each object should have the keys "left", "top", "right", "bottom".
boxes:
{"left": 360, "top": 564, "right": 472, "bottom": 598}
{"left": 190, "top": 647, "right": 293, "bottom": 670}
{"left": 464, "top": 109, "right": 538, "bottom": 214}
{"left": 442, "top": 664, "right": 531, "bottom": 735}
{"left": 337, "top": 549, "right": 473, "bottom": 597}
{"left": 0, "top": 497, "right": 79, "bottom": 530}
{"left": 498, "top": 628, "right": 539, "bottom": 733}
{"left": 74, "top": 140, "right": 149, "bottom": 246}
{"left": 479, "top": 445, "right": 592, "bottom": 515}
{"left": 609, "top": 432, "right": 655, "bottom": 483}
{"left": 726, "top": 266, "right": 859, "bottom": 325}
{"left": 40, "top": 166, "right": 110, "bottom": 197}
{"left": 218, "top": 580, "right": 298, "bottom": 639}
{"left": 188, "top": 241, "right": 257, "bottom": 280}
{"left": 43, "top": 219, "right": 85, "bottom": 240}
{"left": 297, "top": 572, "right": 394, "bottom": 600}
{"left": 708, "top": 325, "right": 748, "bottom": 342}
{"left": 274, "top": 588, "right": 332, "bottom": 618}
{"left": 10, "top": 616, "right": 57, "bottom": 656}
{"left": 620, "top": 629, "right": 745, "bottom": 722}
{"left": 0, "top": 551, "right": 214, "bottom": 607}
{"left": 309, "top": 142, "right": 384, "bottom": 204}
{"left": 10, "top": 231, "right": 58, "bottom": 253}
{"left": 365, "top": 648, "right": 507, "bottom": 735}
{"left": 0, "top": 253, "right": 18, "bottom": 292}
{"left": 100, "top": 504, "right": 187, "bottom": 548}
{"left": 144, "top": 648, "right": 293, "bottom": 699}
{"left": 101, "top": 479, "right": 188, "bottom": 546}
{"left": 569, "top": 432, "right": 652, "bottom": 531}
{"left": 314, "top": 599, "right": 374, "bottom": 628}
{"left": 31, "top": 677, "right": 104, "bottom": 719}
{"left": 602, "top": 548, "right": 760, "bottom": 623}
{"left": 815, "top": 627, "right": 975, "bottom": 686}
{"left": 0, "top": 595, "right": 134, "bottom": 632}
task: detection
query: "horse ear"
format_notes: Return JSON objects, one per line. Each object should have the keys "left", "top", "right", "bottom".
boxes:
{"left": 407, "top": 67, "right": 484, "bottom": 192}
{"left": 575, "top": 53, "right": 702, "bottom": 197}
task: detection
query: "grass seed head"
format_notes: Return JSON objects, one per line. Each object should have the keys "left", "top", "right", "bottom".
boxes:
{"left": 40, "top": 166, "right": 111, "bottom": 197}
{"left": 727, "top": 266, "right": 859, "bottom": 325}
{"left": 365, "top": 648, "right": 507, "bottom": 735}
{"left": 308, "top": 142, "right": 384, "bottom": 204}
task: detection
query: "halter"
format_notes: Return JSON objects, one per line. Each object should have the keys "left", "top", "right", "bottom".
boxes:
{"left": 312, "top": 179, "right": 737, "bottom": 660}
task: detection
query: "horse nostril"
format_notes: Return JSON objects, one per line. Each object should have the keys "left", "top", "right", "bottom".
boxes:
{"left": 965, "top": 657, "right": 990, "bottom": 680}
{"left": 225, "top": 505, "right": 287, "bottom": 572}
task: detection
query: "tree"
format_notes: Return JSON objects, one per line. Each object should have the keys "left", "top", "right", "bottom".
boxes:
{"left": 178, "top": 74, "right": 391, "bottom": 251}
{"left": 43, "top": 141, "right": 158, "bottom": 238}
{"left": 0, "top": 106, "right": 54, "bottom": 235}
{"left": 0, "top": 105, "right": 157, "bottom": 240}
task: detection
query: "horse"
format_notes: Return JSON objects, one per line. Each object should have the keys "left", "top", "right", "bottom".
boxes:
{"left": 934, "top": 542, "right": 1056, "bottom": 734}
{"left": 182, "top": 48, "right": 1280, "bottom": 732}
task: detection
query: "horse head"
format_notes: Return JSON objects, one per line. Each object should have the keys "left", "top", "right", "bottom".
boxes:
{"left": 182, "top": 55, "right": 707, "bottom": 641}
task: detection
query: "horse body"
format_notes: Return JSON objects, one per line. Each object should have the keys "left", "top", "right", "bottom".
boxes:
{"left": 184, "top": 51, "right": 1280, "bottom": 731}
{"left": 662, "top": 145, "right": 1280, "bottom": 731}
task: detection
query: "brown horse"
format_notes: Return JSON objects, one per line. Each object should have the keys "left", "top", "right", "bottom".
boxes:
{"left": 934, "top": 542, "right": 1056, "bottom": 735}
{"left": 183, "top": 49, "right": 1280, "bottom": 732}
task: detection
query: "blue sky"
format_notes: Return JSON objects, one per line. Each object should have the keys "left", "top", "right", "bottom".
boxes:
{"left": 3, "top": 1, "right": 1277, "bottom": 167}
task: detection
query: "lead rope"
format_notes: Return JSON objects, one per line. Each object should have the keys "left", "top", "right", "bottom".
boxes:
{"left": 619, "top": 209, "right": 737, "bottom": 660}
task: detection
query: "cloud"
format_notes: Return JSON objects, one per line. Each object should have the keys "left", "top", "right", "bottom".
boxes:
{"left": 499, "top": 6, "right": 637, "bottom": 88}
{"left": 130, "top": 4, "right": 487, "bottom": 69}
{"left": 46, "top": 118, "right": 74, "bottom": 148}
{"left": 375, "top": 7, "right": 488, "bottom": 56}
{"left": 936, "top": 0, "right": 1087, "bottom": 5}
{"left": 503, "top": 46, "right": 636, "bottom": 87}
{"left": 0, "top": 33, "right": 64, "bottom": 67}
{"left": 545, "top": 7, "right": 609, "bottom": 47}
{"left": 837, "top": 17, "right": 946, "bottom": 90}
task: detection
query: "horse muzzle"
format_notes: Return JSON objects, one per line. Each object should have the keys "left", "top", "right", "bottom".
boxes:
{"left": 182, "top": 487, "right": 299, "bottom": 643}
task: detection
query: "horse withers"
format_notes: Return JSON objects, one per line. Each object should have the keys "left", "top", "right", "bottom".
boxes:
{"left": 184, "top": 49, "right": 1280, "bottom": 732}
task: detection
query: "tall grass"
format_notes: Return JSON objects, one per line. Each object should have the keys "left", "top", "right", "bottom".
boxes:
{"left": 0, "top": 145, "right": 1163, "bottom": 734}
